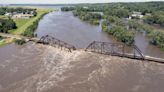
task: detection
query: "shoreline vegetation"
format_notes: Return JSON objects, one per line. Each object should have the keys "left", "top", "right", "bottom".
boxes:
{"left": 0, "top": 36, "right": 14, "bottom": 46}
{"left": 10, "top": 8, "right": 53, "bottom": 36}
{"left": 21, "top": 9, "right": 52, "bottom": 37}
{"left": 0, "top": 7, "right": 53, "bottom": 46}
{"left": 61, "top": 2, "right": 164, "bottom": 50}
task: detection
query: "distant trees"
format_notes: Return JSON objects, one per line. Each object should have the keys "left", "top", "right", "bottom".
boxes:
{"left": 0, "top": 7, "right": 6, "bottom": 15}
{"left": 61, "top": 2, "right": 164, "bottom": 48}
{"left": 22, "top": 12, "right": 48, "bottom": 37}
{"left": 0, "top": 7, "right": 37, "bottom": 16}
{"left": 0, "top": 18, "right": 17, "bottom": 33}
{"left": 150, "top": 31, "right": 164, "bottom": 49}
{"left": 72, "top": 10, "right": 102, "bottom": 25}
{"left": 107, "top": 26, "right": 135, "bottom": 45}
{"left": 144, "top": 11, "right": 164, "bottom": 26}
{"left": 61, "top": 7, "right": 75, "bottom": 11}
{"left": 104, "top": 8, "right": 130, "bottom": 18}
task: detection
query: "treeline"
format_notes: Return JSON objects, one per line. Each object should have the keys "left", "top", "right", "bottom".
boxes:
{"left": 102, "top": 20, "right": 135, "bottom": 45}
{"left": 150, "top": 31, "right": 164, "bottom": 50}
{"left": 73, "top": 10, "right": 102, "bottom": 25}
{"left": 61, "top": 7, "right": 75, "bottom": 11}
{"left": 62, "top": 7, "right": 102, "bottom": 25}
{"left": 0, "top": 18, "right": 17, "bottom": 33}
{"left": 144, "top": 11, "right": 164, "bottom": 26}
{"left": 0, "top": 35, "right": 3, "bottom": 40}
{"left": 61, "top": 2, "right": 164, "bottom": 47}
{"left": 22, "top": 12, "right": 49, "bottom": 37}
{"left": 0, "top": 7, "right": 37, "bottom": 16}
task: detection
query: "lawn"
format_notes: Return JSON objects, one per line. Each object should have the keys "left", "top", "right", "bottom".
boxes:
{"left": 0, "top": 15, "right": 8, "bottom": 19}
{"left": 0, "top": 38, "right": 13, "bottom": 47}
{"left": 9, "top": 8, "right": 52, "bottom": 35}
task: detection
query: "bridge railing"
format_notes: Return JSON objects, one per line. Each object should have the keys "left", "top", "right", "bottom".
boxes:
{"left": 37, "top": 35, "right": 76, "bottom": 52}
{"left": 85, "top": 41, "right": 145, "bottom": 60}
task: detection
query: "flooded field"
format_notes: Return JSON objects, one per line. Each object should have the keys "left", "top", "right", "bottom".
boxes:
{"left": 0, "top": 43, "right": 164, "bottom": 92}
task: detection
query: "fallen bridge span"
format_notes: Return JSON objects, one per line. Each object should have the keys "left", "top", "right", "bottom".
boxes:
{"left": 37, "top": 35, "right": 76, "bottom": 52}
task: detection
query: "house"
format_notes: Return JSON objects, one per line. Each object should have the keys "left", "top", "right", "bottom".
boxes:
{"left": 12, "top": 13, "right": 33, "bottom": 19}
{"left": 129, "top": 12, "right": 144, "bottom": 19}
{"left": 5, "top": 13, "right": 12, "bottom": 16}
{"left": 145, "top": 13, "right": 151, "bottom": 16}
{"left": 91, "top": 12, "right": 104, "bottom": 16}
{"left": 83, "top": 6, "right": 89, "bottom": 9}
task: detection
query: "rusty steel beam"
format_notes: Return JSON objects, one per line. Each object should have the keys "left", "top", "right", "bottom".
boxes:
{"left": 38, "top": 35, "right": 76, "bottom": 52}
{"left": 86, "top": 41, "right": 145, "bottom": 60}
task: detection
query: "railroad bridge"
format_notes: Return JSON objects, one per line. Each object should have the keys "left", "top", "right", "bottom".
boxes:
{"left": 37, "top": 35, "right": 164, "bottom": 63}
{"left": 0, "top": 33, "right": 163, "bottom": 63}
{"left": 37, "top": 35, "right": 144, "bottom": 60}
{"left": 37, "top": 35, "right": 76, "bottom": 52}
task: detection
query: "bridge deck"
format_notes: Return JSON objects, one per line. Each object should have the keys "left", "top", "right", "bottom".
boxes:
{"left": 0, "top": 33, "right": 164, "bottom": 63}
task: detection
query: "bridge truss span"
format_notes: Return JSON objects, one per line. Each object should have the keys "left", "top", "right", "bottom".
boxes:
{"left": 37, "top": 35, "right": 76, "bottom": 52}
{"left": 85, "top": 41, "right": 145, "bottom": 60}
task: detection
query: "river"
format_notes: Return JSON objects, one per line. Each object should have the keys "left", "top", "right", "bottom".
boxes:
{"left": 36, "top": 11, "right": 164, "bottom": 58}
{"left": 0, "top": 6, "right": 164, "bottom": 92}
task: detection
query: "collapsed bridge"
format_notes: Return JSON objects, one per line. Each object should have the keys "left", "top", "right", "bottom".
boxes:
{"left": 37, "top": 35, "right": 164, "bottom": 63}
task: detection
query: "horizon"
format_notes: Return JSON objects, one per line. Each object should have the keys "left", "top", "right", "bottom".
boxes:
{"left": 0, "top": 0, "right": 164, "bottom": 4}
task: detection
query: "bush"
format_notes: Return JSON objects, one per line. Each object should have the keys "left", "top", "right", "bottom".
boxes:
{"left": 150, "top": 31, "right": 164, "bottom": 49}
{"left": 14, "top": 39, "right": 26, "bottom": 45}
{"left": 22, "top": 12, "right": 48, "bottom": 37}
{"left": 106, "top": 26, "right": 135, "bottom": 45}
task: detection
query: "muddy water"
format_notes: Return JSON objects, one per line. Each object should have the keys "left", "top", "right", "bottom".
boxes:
{"left": 35, "top": 11, "right": 164, "bottom": 58}
{"left": 36, "top": 11, "right": 116, "bottom": 48}
{"left": 0, "top": 43, "right": 164, "bottom": 92}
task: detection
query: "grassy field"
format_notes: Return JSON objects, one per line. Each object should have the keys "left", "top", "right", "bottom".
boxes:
{"left": 9, "top": 8, "right": 53, "bottom": 35}
{"left": 0, "top": 8, "right": 53, "bottom": 47}
{"left": 0, "top": 15, "right": 8, "bottom": 19}
{"left": 0, "top": 38, "right": 13, "bottom": 47}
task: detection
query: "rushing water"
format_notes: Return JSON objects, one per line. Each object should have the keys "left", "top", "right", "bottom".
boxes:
{"left": 36, "top": 11, "right": 115, "bottom": 48}
{"left": 0, "top": 6, "right": 164, "bottom": 92}
{"left": 0, "top": 43, "right": 164, "bottom": 92}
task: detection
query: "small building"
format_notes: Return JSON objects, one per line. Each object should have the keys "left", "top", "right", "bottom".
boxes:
{"left": 129, "top": 12, "right": 144, "bottom": 19}
{"left": 83, "top": 6, "right": 89, "bottom": 9}
{"left": 12, "top": 13, "right": 33, "bottom": 19}
{"left": 91, "top": 12, "right": 104, "bottom": 16}
{"left": 145, "top": 13, "right": 151, "bottom": 16}
{"left": 5, "top": 13, "right": 12, "bottom": 16}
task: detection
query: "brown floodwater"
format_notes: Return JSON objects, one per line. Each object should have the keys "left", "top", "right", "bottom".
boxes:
{"left": 35, "top": 11, "right": 164, "bottom": 58}
{"left": 0, "top": 43, "right": 164, "bottom": 92}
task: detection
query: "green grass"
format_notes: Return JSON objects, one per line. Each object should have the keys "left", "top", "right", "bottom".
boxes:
{"left": 0, "top": 15, "right": 8, "bottom": 19}
{"left": 0, "top": 38, "right": 13, "bottom": 47}
{"left": 9, "top": 8, "right": 52, "bottom": 35}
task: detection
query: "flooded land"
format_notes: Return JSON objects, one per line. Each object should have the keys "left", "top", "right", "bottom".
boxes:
{"left": 36, "top": 11, "right": 164, "bottom": 58}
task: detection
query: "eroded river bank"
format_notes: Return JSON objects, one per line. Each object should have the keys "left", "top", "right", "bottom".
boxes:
{"left": 0, "top": 43, "right": 164, "bottom": 92}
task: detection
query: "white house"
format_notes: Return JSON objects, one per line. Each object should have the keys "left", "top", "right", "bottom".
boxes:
{"left": 12, "top": 13, "right": 33, "bottom": 19}
{"left": 129, "top": 11, "right": 144, "bottom": 19}
{"left": 5, "top": 13, "right": 12, "bottom": 16}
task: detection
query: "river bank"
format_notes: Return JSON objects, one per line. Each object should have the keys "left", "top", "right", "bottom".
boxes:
{"left": 9, "top": 8, "right": 53, "bottom": 35}
{"left": 0, "top": 7, "right": 53, "bottom": 46}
